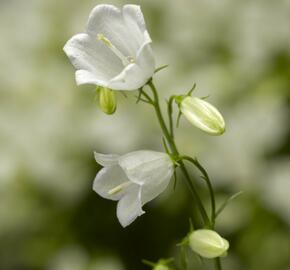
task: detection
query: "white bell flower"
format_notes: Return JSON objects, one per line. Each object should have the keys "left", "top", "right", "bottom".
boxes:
{"left": 64, "top": 4, "right": 155, "bottom": 91}
{"left": 93, "top": 150, "right": 174, "bottom": 227}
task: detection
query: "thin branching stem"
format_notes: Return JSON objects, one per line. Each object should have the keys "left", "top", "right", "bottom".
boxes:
{"left": 214, "top": 257, "right": 222, "bottom": 270}
{"left": 145, "top": 80, "right": 223, "bottom": 270}
{"left": 180, "top": 155, "right": 216, "bottom": 228}
{"left": 167, "top": 95, "right": 176, "bottom": 138}
{"left": 140, "top": 88, "right": 154, "bottom": 104}
{"left": 147, "top": 80, "right": 210, "bottom": 227}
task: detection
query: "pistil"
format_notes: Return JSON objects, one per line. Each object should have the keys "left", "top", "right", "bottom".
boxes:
{"left": 97, "top": 34, "right": 135, "bottom": 66}
{"left": 108, "top": 181, "right": 132, "bottom": 195}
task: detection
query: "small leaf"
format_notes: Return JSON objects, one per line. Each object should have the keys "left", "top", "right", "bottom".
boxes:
{"left": 200, "top": 95, "right": 210, "bottom": 100}
{"left": 215, "top": 191, "right": 244, "bottom": 218}
{"left": 142, "top": 260, "right": 155, "bottom": 267}
{"left": 155, "top": 64, "right": 169, "bottom": 74}
{"left": 159, "top": 258, "right": 174, "bottom": 265}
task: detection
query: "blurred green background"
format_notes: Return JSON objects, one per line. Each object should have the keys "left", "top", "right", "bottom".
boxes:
{"left": 0, "top": 0, "right": 290, "bottom": 269}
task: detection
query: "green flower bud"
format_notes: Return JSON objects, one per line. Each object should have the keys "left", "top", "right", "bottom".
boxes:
{"left": 98, "top": 87, "right": 117, "bottom": 115}
{"left": 189, "top": 229, "right": 229, "bottom": 258}
{"left": 179, "top": 96, "right": 225, "bottom": 135}
{"left": 154, "top": 265, "right": 170, "bottom": 270}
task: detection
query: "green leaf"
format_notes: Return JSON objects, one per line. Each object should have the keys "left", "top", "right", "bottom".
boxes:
{"left": 154, "top": 64, "right": 169, "bottom": 74}
{"left": 142, "top": 260, "right": 155, "bottom": 267}
{"left": 215, "top": 191, "right": 244, "bottom": 218}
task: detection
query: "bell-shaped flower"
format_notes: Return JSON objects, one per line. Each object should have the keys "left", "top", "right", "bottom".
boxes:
{"left": 93, "top": 150, "right": 174, "bottom": 227}
{"left": 189, "top": 229, "right": 229, "bottom": 258}
{"left": 64, "top": 4, "right": 155, "bottom": 91}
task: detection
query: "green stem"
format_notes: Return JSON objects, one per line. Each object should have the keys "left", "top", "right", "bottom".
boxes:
{"left": 142, "top": 80, "right": 223, "bottom": 270}
{"left": 167, "top": 95, "right": 176, "bottom": 138}
{"left": 147, "top": 80, "right": 210, "bottom": 227}
{"left": 214, "top": 258, "right": 222, "bottom": 270}
{"left": 181, "top": 156, "right": 216, "bottom": 228}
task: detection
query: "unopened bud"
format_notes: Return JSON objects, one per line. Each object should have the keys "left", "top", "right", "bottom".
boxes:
{"left": 98, "top": 87, "right": 117, "bottom": 115}
{"left": 179, "top": 96, "right": 225, "bottom": 135}
{"left": 189, "top": 229, "right": 229, "bottom": 258}
{"left": 154, "top": 265, "right": 170, "bottom": 270}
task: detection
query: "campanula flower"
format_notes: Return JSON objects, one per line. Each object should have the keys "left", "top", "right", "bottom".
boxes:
{"left": 64, "top": 5, "right": 155, "bottom": 90}
{"left": 93, "top": 150, "right": 174, "bottom": 227}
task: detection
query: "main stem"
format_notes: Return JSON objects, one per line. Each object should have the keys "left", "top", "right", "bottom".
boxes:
{"left": 147, "top": 80, "right": 210, "bottom": 226}
{"left": 147, "top": 80, "right": 222, "bottom": 270}
{"left": 181, "top": 156, "right": 216, "bottom": 228}
{"left": 215, "top": 258, "right": 222, "bottom": 270}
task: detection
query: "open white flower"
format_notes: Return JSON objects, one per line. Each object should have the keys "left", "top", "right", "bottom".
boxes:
{"left": 64, "top": 4, "right": 155, "bottom": 91}
{"left": 93, "top": 150, "right": 174, "bottom": 227}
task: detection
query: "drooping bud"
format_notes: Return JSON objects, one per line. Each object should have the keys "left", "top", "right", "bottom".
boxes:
{"left": 189, "top": 229, "right": 229, "bottom": 258}
{"left": 177, "top": 96, "right": 225, "bottom": 135}
{"left": 98, "top": 87, "right": 117, "bottom": 115}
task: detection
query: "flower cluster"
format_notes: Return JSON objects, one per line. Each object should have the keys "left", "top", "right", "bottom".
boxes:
{"left": 64, "top": 3, "right": 229, "bottom": 268}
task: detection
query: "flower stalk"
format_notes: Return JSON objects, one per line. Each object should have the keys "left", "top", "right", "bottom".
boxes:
{"left": 146, "top": 80, "right": 210, "bottom": 226}
{"left": 143, "top": 80, "right": 223, "bottom": 270}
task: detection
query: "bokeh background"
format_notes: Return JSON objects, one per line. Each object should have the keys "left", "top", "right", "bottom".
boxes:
{"left": 1, "top": 0, "right": 290, "bottom": 269}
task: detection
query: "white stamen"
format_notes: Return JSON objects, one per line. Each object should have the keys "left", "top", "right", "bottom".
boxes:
{"left": 98, "top": 34, "right": 135, "bottom": 66}
{"left": 108, "top": 181, "right": 132, "bottom": 195}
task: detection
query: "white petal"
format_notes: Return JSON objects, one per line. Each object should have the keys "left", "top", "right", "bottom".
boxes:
{"left": 75, "top": 70, "right": 107, "bottom": 86}
{"left": 108, "top": 39, "right": 155, "bottom": 90}
{"left": 117, "top": 186, "right": 144, "bottom": 227}
{"left": 108, "top": 63, "right": 145, "bottom": 90}
{"left": 93, "top": 165, "right": 130, "bottom": 201}
{"left": 122, "top": 5, "right": 148, "bottom": 44}
{"left": 86, "top": 5, "right": 143, "bottom": 57}
{"left": 119, "top": 151, "right": 173, "bottom": 185}
{"left": 63, "top": 33, "right": 123, "bottom": 85}
{"left": 94, "top": 152, "right": 119, "bottom": 167}
{"left": 136, "top": 41, "right": 155, "bottom": 79}
{"left": 141, "top": 165, "right": 173, "bottom": 205}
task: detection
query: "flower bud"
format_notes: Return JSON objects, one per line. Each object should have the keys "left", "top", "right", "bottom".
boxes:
{"left": 189, "top": 229, "right": 229, "bottom": 258}
{"left": 154, "top": 265, "right": 170, "bottom": 270}
{"left": 98, "top": 87, "right": 117, "bottom": 115}
{"left": 179, "top": 96, "right": 225, "bottom": 135}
